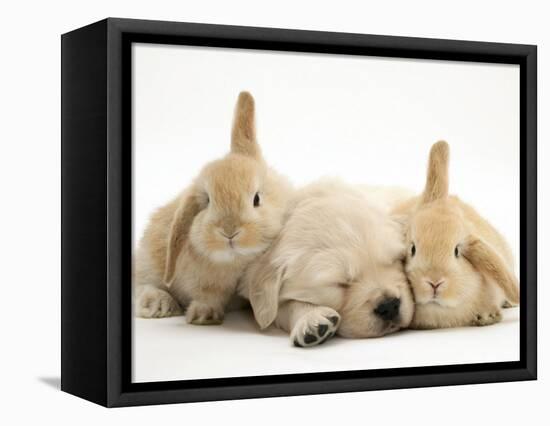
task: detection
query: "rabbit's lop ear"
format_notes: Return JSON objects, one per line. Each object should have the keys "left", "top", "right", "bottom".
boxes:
{"left": 421, "top": 140, "right": 450, "bottom": 204}
{"left": 463, "top": 236, "right": 520, "bottom": 305}
{"left": 163, "top": 194, "right": 202, "bottom": 286}
{"left": 231, "top": 91, "right": 261, "bottom": 159}
{"left": 245, "top": 254, "right": 284, "bottom": 329}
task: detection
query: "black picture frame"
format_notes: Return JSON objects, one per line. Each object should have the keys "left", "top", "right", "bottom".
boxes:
{"left": 61, "top": 17, "right": 537, "bottom": 407}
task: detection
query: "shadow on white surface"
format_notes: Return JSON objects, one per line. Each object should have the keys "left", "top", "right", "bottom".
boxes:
{"left": 133, "top": 307, "right": 520, "bottom": 383}
{"left": 38, "top": 376, "right": 61, "bottom": 390}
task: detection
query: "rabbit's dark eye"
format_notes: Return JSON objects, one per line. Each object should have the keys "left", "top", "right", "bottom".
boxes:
{"left": 454, "top": 245, "right": 459, "bottom": 258}
{"left": 253, "top": 192, "right": 261, "bottom": 208}
{"left": 411, "top": 243, "right": 416, "bottom": 257}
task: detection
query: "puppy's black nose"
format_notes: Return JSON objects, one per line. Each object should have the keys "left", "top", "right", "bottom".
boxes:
{"left": 374, "top": 297, "right": 401, "bottom": 321}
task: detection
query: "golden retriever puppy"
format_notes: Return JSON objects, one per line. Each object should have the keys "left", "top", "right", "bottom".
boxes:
{"left": 239, "top": 179, "right": 414, "bottom": 347}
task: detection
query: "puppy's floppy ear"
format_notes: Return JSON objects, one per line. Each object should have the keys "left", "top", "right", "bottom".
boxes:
{"left": 390, "top": 213, "right": 409, "bottom": 236}
{"left": 421, "top": 140, "right": 450, "bottom": 205}
{"left": 389, "top": 214, "right": 410, "bottom": 261}
{"left": 163, "top": 193, "right": 202, "bottom": 286}
{"left": 231, "top": 91, "right": 261, "bottom": 159}
{"left": 244, "top": 250, "right": 284, "bottom": 329}
{"left": 463, "top": 235, "right": 519, "bottom": 305}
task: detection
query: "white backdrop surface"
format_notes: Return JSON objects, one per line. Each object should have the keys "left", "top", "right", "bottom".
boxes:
{"left": 133, "top": 44, "right": 520, "bottom": 258}
{"left": 1, "top": 1, "right": 547, "bottom": 425}
{"left": 134, "top": 309, "right": 519, "bottom": 382}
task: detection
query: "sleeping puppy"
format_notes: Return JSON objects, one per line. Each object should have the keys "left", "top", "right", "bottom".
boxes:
{"left": 238, "top": 179, "right": 414, "bottom": 347}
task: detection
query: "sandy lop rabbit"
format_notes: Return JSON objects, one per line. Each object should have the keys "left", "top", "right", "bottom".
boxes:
{"left": 239, "top": 179, "right": 414, "bottom": 347}
{"left": 393, "top": 141, "right": 519, "bottom": 329}
{"left": 134, "top": 92, "right": 293, "bottom": 324}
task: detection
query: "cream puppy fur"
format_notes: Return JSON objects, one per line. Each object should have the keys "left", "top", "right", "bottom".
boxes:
{"left": 134, "top": 92, "right": 293, "bottom": 324}
{"left": 239, "top": 179, "right": 414, "bottom": 347}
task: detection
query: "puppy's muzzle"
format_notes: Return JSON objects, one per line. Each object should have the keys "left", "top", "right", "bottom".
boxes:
{"left": 374, "top": 297, "right": 401, "bottom": 321}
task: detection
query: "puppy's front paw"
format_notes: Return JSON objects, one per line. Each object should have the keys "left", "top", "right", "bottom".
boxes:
{"left": 471, "top": 309, "right": 502, "bottom": 326}
{"left": 291, "top": 307, "right": 340, "bottom": 348}
{"left": 186, "top": 301, "right": 224, "bottom": 325}
{"left": 136, "top": 287, "right": 182, "bottom": 318}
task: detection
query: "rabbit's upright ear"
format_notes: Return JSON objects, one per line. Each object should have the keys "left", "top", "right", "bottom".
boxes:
{"left": 463, "top": 235, "right": 520, "bottom": 305}
{"left": 163, "top": 193, "right": 202, "bottom": 286}
{"left": 231, "top": 91, "right": 261, "bottom": 159}
{"left": 421, "top": 140, "right": 450, "bottom": 205}
{"left": 244, "top": 251, "right": 284, "bottom": 329}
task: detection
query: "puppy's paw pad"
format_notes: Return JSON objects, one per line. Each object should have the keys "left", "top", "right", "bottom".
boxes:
{"left": 186, "top": 301, "right": 224, "bottom": 325}
{"left": 291, "top": 307, "right": 340, "bottom": 348}
{"left": 303, "top": 333, "right": 318, "bottom": 344}
{"left": 328, "top": 316, "right": 340, "bottom": 326}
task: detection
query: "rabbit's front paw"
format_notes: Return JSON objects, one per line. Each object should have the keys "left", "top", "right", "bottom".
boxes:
{"left": 502, "top": 300, "right": 518, "bottom": 308}
{"left": 291, "top": 307, "right": 340, "bottom": 348}
{"left": 186, "top": 301, "right": 224, "bottom": 325}
{"left": 471, "top": 309, "right": 502, "bottom": 326}
{"left": 136, "top": 287, "right": 182, "bottom": 318}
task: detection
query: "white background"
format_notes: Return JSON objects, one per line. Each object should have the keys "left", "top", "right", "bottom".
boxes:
{"left": 133, "top": 44, "right": 520, "bottom": 255}
{"left": 0, "top": 1, "right": 547, "bottom": 425}
{"left": 132, "top": 43, "right": 520, "bottom": 381}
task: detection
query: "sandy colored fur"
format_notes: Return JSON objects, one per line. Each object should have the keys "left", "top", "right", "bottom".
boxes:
{"left": 231, "top": 91, "right": 259, "bottom": 158}
{"left": 421, "top": 140, "right": 449, "bottom": 204}
{"left": 133, "top": 92, "right": 294, "bottom": 323}
{"left": 391, "top": 141, "right": 519, "bottom": 329}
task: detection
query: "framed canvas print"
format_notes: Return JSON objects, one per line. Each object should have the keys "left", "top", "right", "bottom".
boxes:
{"left": 61, "top": 18, "right": 537, "bottom": 407}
